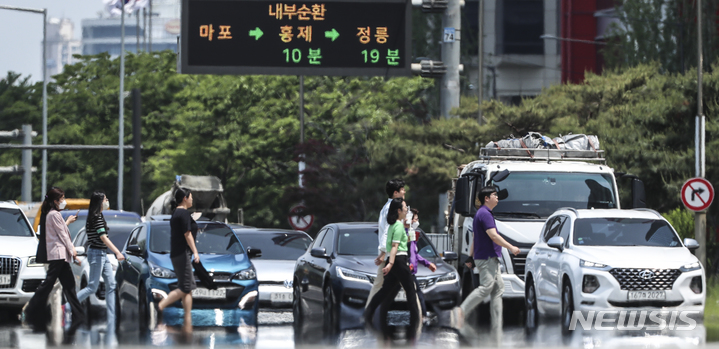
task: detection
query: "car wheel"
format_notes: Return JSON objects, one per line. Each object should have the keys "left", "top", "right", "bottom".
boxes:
{"left": 292, "top": 281, "right": 303, "bottom": 327}
{"left": 322, "top": 284, "right": 336, "bottom": 338}
{"left": 525, "top": 279, "right": 539, "bottom": 329}
{"left": 561, "top": 280, "right": 574, "bottom": 334}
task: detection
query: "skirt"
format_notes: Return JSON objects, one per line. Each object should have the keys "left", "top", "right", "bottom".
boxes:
{"left": 171, "top": 250, "right": 197, "bottom": 294}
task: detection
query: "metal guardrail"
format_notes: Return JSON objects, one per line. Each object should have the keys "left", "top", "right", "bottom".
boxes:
{"left": 426, "top": 233, "right": 454, "bottom": 255}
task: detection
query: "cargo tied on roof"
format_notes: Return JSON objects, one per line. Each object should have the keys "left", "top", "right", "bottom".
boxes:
{"left": 482, "top": 132, "right": 603, "bottom": 161}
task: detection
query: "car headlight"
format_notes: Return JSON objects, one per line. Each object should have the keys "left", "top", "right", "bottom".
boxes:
{"left": 336, "top": 266, "right": 373, "bottom": 284}
{"left": 680, "top": 262, "right": 701, "bottom": 272}
{"left": 436, "top": 272, "right": 458, "bottom": 284}
{"left": 149, "top": 262, "right": 176, "bottom": 278}
{"left": 580, "top": 259, "right": 610, "bottom": 270}
{"left": 233, "top": 267, "right": 257, "bottom": 280}
{"left": 27, "top": 256, "right": 44, "bottom": 267}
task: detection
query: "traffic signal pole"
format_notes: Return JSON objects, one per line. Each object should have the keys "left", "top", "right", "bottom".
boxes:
{"left": 440, "top": 0, "right": 461, "bottom": 119}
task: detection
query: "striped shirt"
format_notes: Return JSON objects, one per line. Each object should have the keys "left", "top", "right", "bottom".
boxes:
{"left": 86, "top": 214, "right": 108, "bottom": 250}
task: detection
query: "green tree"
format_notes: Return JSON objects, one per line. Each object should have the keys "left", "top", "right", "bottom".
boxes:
{"left": 602, "top": 0, "right": 719, "bottom": 74}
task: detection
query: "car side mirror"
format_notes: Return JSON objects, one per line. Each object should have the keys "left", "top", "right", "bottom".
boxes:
{"left": 684, "top": 238, "right": 700, "bottom": 251}
{"left": 442, "top": 251, "right": 458, "bottom": 261}
{"left": 310, "top": 247, "right": 328, "bottom": 258}
{"left": 76, "top": 246, "right": 86, "bottom": 256}
{"left": 126, "top": 245, "right": 141, "bottom": 256}
{"left": 247, "top": 247, "right": 262, "bottom": 259}
{"left": 490, "top": 169, "right": 510, "bottom": 183}
{"left": 547, "top": 236, "right": 565, "bottom": 251}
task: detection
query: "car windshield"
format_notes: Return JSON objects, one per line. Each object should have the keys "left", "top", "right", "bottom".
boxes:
{"left": 66, "top": 213, "right": 140, "bottom": 240}
{"left": 336, "top": 228, "right": 380, "bottom": 255}
{"left": 416, "top": 233, "right": 438, "bottom": 259}
{"left": 235, "top": 232, "right": 312, "bottom": 260}
{"left": 573, "top": 218, "right": 682, "bottom": 247}
{"left": 0, "top": 208, "right": 33, "bottom": 237}
{"left": 150, "top": 224, "right": 244, "bottom": 255}
{"left": 493, "top": 172, "right": 617, "bottom": 218}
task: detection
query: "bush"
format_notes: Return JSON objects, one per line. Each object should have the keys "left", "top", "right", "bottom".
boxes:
{"left": 662, "top": 207, "right": 695, "bottom": 240}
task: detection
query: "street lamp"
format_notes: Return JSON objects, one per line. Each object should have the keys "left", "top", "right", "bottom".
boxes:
{"left": 0, "top": 5, "right": 48, "bottom": 201}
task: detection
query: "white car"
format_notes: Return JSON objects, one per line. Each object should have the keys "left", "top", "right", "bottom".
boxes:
{"left": 0, "top": 201, "right": 46, "bottom": 311}
{"left": 524, "top": 208, "right": 705, "bottom": 331}
{"left": 230, "top": 227, "right": 312, "bottom": 310}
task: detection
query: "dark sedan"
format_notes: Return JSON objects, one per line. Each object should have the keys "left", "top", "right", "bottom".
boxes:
{"left": 292, "top": 222, "right": 460, "bottom": 335}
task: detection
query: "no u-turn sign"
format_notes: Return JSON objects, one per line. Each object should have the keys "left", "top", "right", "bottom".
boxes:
{"left": 681, "top": 178, "right": 714, "bottom": 212}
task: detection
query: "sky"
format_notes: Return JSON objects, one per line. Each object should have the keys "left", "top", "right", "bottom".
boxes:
{"left": 0, "top": 0, "right": 103, "bottom": 83}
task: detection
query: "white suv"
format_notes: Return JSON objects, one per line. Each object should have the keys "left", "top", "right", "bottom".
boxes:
{"left": 524, "top": 208, "right": 705, "bottom": 331}
{"left": 0, "top": 201, "right": 46, "bottom": 310}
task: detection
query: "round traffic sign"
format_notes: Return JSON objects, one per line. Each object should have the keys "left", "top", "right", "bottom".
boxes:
{"left": 288, "top": 204, "right": 314, "bottom": 231}
{"left": 681, "top": 177, "right": 714, "bottom": 212}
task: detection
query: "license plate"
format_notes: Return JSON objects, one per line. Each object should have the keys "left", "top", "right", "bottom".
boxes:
{"left": 192, "top": 288, "right": 226, "bottom": 299}
{"left": 270, "top": 293, "right": 292, "bottom": 302}
{"left": 394, "top": 289, "right": 407, "bottom": 302}
{"left": 0, "top": 275, "right": 10, "bottom": 286}
{"left": 627, "top": 291, "right": 666, "bottom": 300}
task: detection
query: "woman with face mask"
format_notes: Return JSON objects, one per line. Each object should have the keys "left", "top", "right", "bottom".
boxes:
{"left": 24, "top": 187, "right": 85, "bottom": 334}
{"left": 69, "top": 191, "right": 125, "bottom": 330}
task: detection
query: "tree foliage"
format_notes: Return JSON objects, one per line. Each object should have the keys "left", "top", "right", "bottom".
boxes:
{"left": 603, "top": 0, "right": 719, "bottom": 74}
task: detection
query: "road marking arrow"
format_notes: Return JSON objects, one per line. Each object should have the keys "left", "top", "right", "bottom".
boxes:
{"left": 324, "top": 28, "right": 339, "bottom": 42}
{"left": 249, "top": 27, "right": 263, "bottom": 40}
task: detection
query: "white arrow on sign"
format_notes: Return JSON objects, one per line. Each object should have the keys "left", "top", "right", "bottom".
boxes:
{"left": 681, "top": 178, "right": 714, "bottom": 211}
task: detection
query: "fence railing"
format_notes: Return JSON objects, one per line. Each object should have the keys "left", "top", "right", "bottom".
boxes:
{"left": 426, "top": 233, "right": 454, "bottom": 255}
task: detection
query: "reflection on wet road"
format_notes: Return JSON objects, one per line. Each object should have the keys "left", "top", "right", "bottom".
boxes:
{"left": 0, "top": 310, "right": 712, "bottom": 348}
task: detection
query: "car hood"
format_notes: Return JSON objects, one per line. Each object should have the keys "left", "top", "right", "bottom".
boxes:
{"left": 334, "top": 255, "right": 456, "bottom": 277}
{"left": 0, "top": 237, "right": 38, "bottom": 257}
{"left": 250, "top": 259, "right": 296, "bottom": 282}
{"left": 495, "top": 220, "right": 544, "bottom": 244}
{"left": 148, "top": 252, "right": 251, "bottom": 273}
{"left": 570, "top": 246, "right": 699, "bottom": 269}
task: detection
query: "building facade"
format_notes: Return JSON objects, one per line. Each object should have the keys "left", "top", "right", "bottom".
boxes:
{"left": 82, "top": 0, "right": 181, "bottom": 56}
{"left": 46, "top": 18, "right": 82, "bottom": 77}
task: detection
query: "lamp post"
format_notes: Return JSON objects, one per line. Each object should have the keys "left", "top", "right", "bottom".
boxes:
{"left": 0, "top": 5, "right": 47, "bottom": 201}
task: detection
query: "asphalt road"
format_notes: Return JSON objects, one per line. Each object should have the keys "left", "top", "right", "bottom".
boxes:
{"left": 0, "top": 309, "right": 711, "bottom": 348}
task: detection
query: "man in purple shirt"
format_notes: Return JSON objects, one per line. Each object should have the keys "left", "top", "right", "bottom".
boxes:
{"left": 452, "top": 186, "right": 519, "bottom": 331}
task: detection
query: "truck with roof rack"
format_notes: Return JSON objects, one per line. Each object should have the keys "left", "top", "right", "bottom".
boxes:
{"left": 447, "top": 134, "right": 647, "bottom": 311}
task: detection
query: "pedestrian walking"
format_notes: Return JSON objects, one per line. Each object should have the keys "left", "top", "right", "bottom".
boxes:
{"left": 406, "top": 209, "right": 436, "bottom": 317}
{"left": 157, "top": 188, "right": 199, "bottom": 333}
{"left": 366, "top": 178, "right": 405, "bottom": 307}
{"left": 24, "top": 187, "right": 85, "bottom": 333}
{"left": 69, "top": 191, "right": 125, "bottom": 329}
{"left": 363, "top": 198, "right": 421, "bottom": 341}
{"left": 452, "top": 186, "right": 520, "bottom": 331}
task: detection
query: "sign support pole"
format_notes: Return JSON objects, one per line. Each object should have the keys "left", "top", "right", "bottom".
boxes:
{"left": 695, "top": 0, "right": 706, "bottom": 267}
{"left": 440, "top": 0, "right": 460, "bottom": 118}
{"left": 299, "top": 75, "right": 305, "bottom": 189}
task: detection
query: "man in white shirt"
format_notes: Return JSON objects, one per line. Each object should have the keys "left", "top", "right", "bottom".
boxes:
{"left": 366, "top": 179, "right": 405, "bottom": 307}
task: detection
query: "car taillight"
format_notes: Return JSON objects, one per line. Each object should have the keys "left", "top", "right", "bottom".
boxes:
{"left": 582, "top": 275, "right": 600, "bottom": 293}
{"left": 690, "top": 276, "right": 702, "bottom": 294}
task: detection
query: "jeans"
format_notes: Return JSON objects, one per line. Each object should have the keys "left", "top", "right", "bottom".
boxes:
{"left": 460, "top": 257, "right": 504, "bottom": 330}
{"left": 73, "top": 248, "right": 116, "bottom": 328}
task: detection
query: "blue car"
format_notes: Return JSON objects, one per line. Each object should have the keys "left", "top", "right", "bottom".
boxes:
{"left": 115, "top": 220, "right": 259, "bottom": 332}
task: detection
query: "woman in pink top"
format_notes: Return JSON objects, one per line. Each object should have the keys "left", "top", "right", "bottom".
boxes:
{"left": 25, "top": 187, "right": 85, "bottom": 334}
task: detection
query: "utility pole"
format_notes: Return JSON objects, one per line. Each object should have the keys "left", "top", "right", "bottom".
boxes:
{"left": 477, "top": 0, "right": 483, "bottom": 124}
{"left": 118, "top": 10, "right": 126, "bottom": 210}
{"left": 440, "top": 0, "right": 461, "bottom": 118}
{"left": 695, "top": 0, "right": 706, "bottom": 267}
{"left": 21, "top": 125, "right": 32, "bottom": 202}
